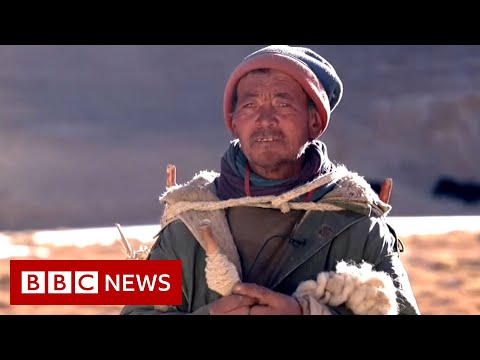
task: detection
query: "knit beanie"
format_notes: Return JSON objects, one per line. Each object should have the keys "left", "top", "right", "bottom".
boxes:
{"left": 223, "top": 45, "right": 343, "bottom": 138}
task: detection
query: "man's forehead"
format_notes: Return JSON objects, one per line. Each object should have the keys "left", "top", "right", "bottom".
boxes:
{"left": 237, "top": 69, "right": 303, "bottom": 92}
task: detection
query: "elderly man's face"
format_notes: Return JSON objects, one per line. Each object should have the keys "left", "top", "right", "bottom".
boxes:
{"left": 231, "top": 69, "right": 322, "bottom": 180}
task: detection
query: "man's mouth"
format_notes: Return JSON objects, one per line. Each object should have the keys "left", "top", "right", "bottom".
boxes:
{"left": 250, "top": 132, "right": 284, "bottom": 146}
{"left": 257, "top": 137, "right": 277, "bottom": 143}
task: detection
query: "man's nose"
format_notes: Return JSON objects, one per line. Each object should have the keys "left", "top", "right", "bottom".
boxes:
{"left": 255, "top": 105, "right": 278, "bottom": 126}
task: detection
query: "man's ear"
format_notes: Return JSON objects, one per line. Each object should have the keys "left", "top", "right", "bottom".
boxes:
{"left": 308, "top": 107, "right": 323, "bottom": 139}
{"left": 231, "top": 115, "right": 239, "bottom": 138}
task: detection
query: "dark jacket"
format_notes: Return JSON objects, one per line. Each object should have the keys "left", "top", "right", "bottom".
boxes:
{"left": 120, "top": 167, "right": 421, "bottom": 315}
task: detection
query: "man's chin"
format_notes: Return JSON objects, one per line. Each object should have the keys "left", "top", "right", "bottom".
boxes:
{"left": 250, "top": 155, "right": 283, "bottom": 170}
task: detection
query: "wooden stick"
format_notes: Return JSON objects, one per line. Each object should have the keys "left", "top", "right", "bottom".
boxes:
{"left": 379, "top": 178, "right": 393, "bottom": 204}
{"left": 115, "top": 223, "right": 134, "bottom": 259}
{"left": 198, "top": 219, "right": 219, "bottom": 255}
{"left": 166, "top": 164, "right": 177, "bottom": 188}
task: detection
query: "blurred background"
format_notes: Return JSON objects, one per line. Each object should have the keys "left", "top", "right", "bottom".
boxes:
{"left": 1, "top": 45, "right": 479, "bottom": 231}
{"left": 1, "top": 45, "right": 479, "bottom": 315}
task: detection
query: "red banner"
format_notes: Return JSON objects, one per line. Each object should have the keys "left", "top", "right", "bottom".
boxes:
{"left": 10, "top": 260, "right": 182, "bottom": 306}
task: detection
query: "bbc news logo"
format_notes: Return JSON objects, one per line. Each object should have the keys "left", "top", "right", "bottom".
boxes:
{"left": 10, "top": 260, "right": 182, "bottom": 305}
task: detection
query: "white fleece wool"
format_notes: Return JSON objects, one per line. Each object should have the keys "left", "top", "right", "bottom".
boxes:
{"left": 293, "top": 260, "right": 398, "bottom": 315}
{"left": 205, "top": 251, "right": 241, "bottom": 296}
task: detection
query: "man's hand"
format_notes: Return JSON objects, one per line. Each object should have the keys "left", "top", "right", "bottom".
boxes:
{"left": 232, "top": 283, "right": 302, "bottom": 315}
{"left": 208, "top": 294, "right": 258, "bottom": 315}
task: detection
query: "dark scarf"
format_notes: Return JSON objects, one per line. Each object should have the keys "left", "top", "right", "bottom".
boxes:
{"left": 215, "top": 139, "right": 336, "bottom": 202}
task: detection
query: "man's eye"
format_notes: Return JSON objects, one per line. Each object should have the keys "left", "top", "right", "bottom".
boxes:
{"left": 243, "top": 103, "right": 255, "bottom": 108}
{"left": 279, "top": 102, "right": 290, "bottom": 107}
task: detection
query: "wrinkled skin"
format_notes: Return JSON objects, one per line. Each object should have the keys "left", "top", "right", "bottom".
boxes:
{"left": 231, "top": 69, "right": 322, "bottom": 180}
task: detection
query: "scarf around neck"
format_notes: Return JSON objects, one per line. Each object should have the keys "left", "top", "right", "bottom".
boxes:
{"left": 215, "top": 139, "right": 336, "bottom": 202}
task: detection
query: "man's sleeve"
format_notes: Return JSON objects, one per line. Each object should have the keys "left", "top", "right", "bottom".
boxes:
{"left": 119, "top": 221, "right": 210, "bottom": 315}
{"left": 363, "top": 217, "right": 421, "bottom": 315}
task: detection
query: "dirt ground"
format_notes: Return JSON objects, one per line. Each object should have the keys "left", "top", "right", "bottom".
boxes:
{"left": 1, "top": 232, "right": 479, "bottom": 315}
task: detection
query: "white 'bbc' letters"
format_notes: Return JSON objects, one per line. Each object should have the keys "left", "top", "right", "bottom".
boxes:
{"left": 21, "top": 271, "right": 99, "bottom": 294}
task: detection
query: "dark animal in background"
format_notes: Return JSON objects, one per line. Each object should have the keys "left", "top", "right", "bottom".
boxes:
{"left": 432, "top": 177, "right": 480, "bottom": 204}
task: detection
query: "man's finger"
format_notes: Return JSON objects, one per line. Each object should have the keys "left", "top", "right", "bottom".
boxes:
{"left": 221, "top": 294, "right": 258, "bottom": 309}
{"left": 224, "top": 306, "right": 252, "bottom": 315}
{"left": 233, "top": 294, "right": 259, "bottom": 307}
{"left": 209, "top": 294, "right": 258, "bottom": 315}
{"left": 232, "top": 283, "right": 273, "bottom": 304}
{"left": 249, "top": 305, "right": 272, "bottom": 315}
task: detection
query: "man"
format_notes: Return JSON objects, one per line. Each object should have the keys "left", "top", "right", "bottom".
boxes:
{"left": 120, "top": 45, "right": 421, "bottom": 315}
